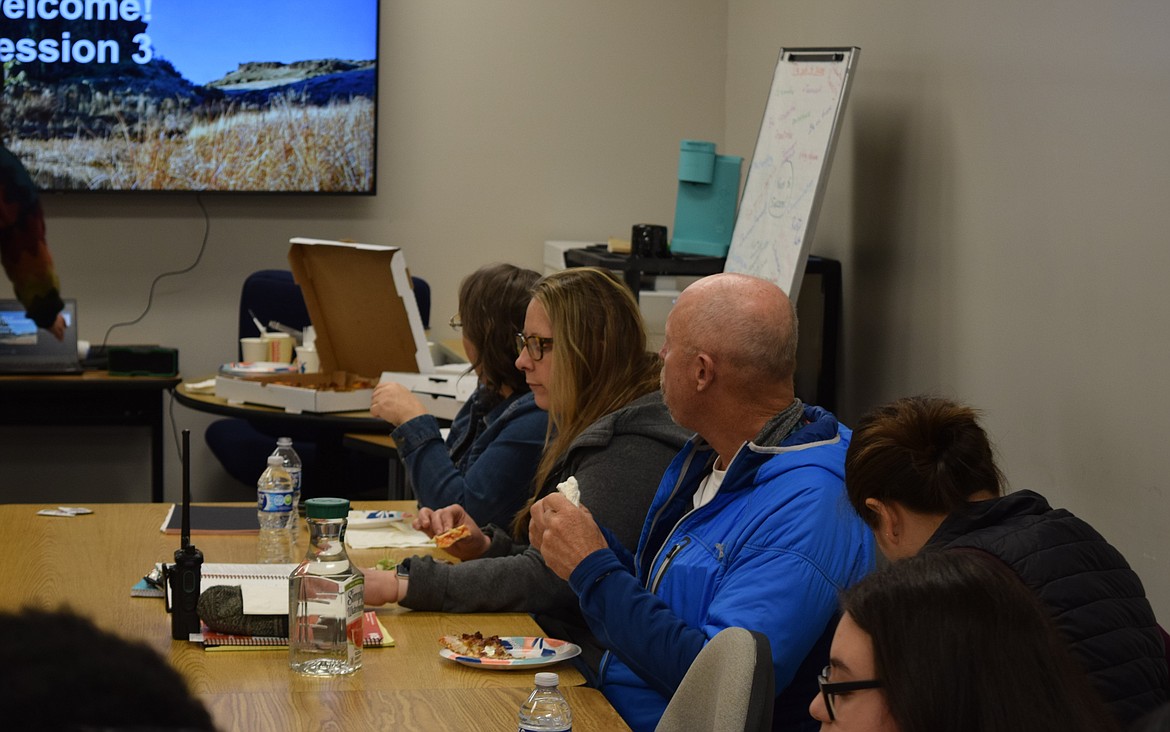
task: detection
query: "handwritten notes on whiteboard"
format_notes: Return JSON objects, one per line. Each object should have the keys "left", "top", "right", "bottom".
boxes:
{"left": 726, "top": 48, "right": 858, "bottom": 299}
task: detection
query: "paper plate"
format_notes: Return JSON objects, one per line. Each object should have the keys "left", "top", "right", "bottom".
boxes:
{"left": 438, "top": 636, "right": 582, "bottom": 670}
{"left": 219, "top": 362, "right": 297, "bottom": 376}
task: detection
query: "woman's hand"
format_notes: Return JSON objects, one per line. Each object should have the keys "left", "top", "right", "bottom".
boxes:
{"left": 363, "top": 568, "right": 406, "bottom": 605}
{"left": 413, "top": 505, "right": 491, "bottom": 561}
{"left": 370, "top": 382, "right": 427, "bottom": 426}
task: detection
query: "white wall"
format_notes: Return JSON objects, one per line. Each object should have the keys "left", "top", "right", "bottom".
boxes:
{"left": 727, "top": 0, "right": 1170, "bottom": 620}
{"left": 0, "top": 2, "right": 728, "bottom": 500}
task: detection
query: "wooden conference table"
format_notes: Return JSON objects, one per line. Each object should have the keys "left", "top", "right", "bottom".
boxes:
{"left": 172, "top": 382, "right": 414, "bottom": 498}
{"left": 0, "top": 500, "right": 628, "bottom": 731}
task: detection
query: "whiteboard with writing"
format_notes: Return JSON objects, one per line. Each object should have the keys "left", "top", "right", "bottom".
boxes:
{"left": 726, "top": 48, "right": 858, "bottom": 299}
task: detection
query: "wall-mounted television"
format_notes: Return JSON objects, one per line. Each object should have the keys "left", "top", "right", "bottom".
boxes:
{"left": 1, "top": 0, "right": 378, "bottom": 194}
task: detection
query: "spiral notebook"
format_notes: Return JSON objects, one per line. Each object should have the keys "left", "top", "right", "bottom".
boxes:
{"left": 201, "top": 610, "right": 391, "bottom": 652}
{"left": 189, "top": 563, "right": 392, "bottom": 650}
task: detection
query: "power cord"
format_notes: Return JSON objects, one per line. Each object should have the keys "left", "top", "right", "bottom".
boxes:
{"left": 96, "top": 192, "right": 211, "bottom": 355}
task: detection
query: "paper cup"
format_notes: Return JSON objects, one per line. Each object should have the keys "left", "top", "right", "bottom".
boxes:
{"left": 240, "top": 337, "right": 268, "bottom": 362}
{"left": 295, "top": 346, "right": 320, "bottom": 374}
{"left": 262, "top": 332, "right": 295, "bottom": 363}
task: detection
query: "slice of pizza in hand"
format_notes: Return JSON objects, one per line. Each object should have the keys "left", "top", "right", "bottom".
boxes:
{"left": 556, "top": 476, "right": 580, "bottom": 506}
{"left": 434, "top": 524, "right": 471, "bottom": 549}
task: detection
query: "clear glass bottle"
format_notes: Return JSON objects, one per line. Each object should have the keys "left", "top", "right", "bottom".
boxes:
{"left": 256, "top": 455, "right": 294, "bottom": 563}
{"left": 271, "top": 437, "right": 303, "bottom": 542}
{"left": 517, "top": 672, "right": 573, "bottom": 731}
{"left": 288, "top": 497, "right": 364, "bottom": 676}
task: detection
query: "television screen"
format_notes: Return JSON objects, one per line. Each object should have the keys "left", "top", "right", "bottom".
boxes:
{"left": 0, "top": 0, "right": 378, "bottom": 194}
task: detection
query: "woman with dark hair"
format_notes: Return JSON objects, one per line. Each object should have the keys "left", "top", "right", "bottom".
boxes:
{"left": 365, "top": 267, "right": 690, "bottom": 672}
{"left": 809, "top": 550, "right": 1119, "bottom": 732}
{"left": 370, "top": 263, "right": 547, "bottom": 528}
{"left": 844, "top": 395, "right": 1168, "bottom": 726}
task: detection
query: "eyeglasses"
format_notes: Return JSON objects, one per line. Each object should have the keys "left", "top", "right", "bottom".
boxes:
{"left": 515, "top": 333, "right": 554, "bottom": 361}
{"left": 817, "top": 666, "right": 883, "bottom": 722}
{"left": 449, "top": 314, "right": 462, "bottom": 331}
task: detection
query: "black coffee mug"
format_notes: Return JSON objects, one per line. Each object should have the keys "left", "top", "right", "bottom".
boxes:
{"left": 632, "top": 224, "right": 669, "bottom": 258}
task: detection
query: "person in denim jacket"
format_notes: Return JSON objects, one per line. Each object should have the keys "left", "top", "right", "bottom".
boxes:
{"left": 370, "top": 263, "right": 546, "bottom": 528}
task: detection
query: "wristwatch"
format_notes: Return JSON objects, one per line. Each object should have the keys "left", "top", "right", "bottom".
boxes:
{"left": 396, "top": 557, "right": 411, "bottom": 579}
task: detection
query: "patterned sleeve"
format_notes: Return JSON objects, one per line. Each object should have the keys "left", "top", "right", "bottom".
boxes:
{"left": 1, "top": 145, "right": 63, "bottom": 329}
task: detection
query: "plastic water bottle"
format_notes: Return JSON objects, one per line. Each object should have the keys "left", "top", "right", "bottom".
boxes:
{"left": 289, "top": 497, "right": 364, "bottom": 676}
{"left": 256, "top": 455, "right": 294, "bottom": 563}
{"left": 272, "top": 437, "right": 303, "bottom": 541}
{"left": 517, "top": 672, "right": 572, "bottom": 731}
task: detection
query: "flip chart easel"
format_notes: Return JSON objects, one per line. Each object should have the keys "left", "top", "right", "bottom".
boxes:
{"left": 725, "top": 47, "right": 859, "bottom": 300}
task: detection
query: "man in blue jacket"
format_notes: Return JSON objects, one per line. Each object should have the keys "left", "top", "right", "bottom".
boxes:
{"left": 531, "top": 273, "right": 875, "bottom": 732}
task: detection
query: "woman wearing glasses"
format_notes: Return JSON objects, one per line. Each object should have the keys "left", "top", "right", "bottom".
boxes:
{"left": 370, "top": 263, "right": 547, "bottom": 528}
{"left": 809, "top": 550, "right": 1118, "bottom": 732}
{"left": 843, "top": 396, "right": 1168, "bottom": 726}
{"left": 366, "top": 267, "right": 690, "bottom": 667}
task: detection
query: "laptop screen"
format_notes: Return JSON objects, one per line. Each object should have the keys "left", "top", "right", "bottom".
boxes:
{"left": 0, "top": 299, "right": 81, "bottom": 371}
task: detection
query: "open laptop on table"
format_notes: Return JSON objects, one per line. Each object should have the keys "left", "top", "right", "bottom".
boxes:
{"left": 0, "top": 298, "right": 83, "bottom": 374}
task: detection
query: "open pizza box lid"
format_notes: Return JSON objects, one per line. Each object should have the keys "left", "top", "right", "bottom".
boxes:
{"left": 288, "top": 237, "right": 434, "bottom": 378}
{"left": 214, "top": 238, "right": 434, "bottom": 413}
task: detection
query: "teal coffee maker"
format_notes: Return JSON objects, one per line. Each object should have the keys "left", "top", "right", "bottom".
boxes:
{"left": 670, "top": 140, "right": 743, "bottom": 257}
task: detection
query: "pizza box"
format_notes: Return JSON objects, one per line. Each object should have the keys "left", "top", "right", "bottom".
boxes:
{"left": 215, "top": 238, "right": 433, "bottom": 413}
{"left": 380, "top": 363, "right": 478, "bottom": 421}
{"left": 215, "top": 371, "right": 378, "bottom": 414}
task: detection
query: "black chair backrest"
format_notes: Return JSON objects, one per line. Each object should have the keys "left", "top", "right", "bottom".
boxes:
{"left": 236, "top": 270, "right": 431, "bottom": 359}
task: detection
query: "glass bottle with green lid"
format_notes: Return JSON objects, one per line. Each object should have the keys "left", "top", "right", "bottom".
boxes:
{"left": 288, "top": 497, "right": 364, "bottom": 675}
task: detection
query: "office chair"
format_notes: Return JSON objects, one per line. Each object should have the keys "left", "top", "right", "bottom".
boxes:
{"left": 655, "top": 627, "right": 775, "bottom": 732}
{"left": 206, "top": 269, "right": 430, "bottom": 498}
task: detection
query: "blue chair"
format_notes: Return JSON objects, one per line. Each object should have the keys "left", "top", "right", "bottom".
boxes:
{"left": 206, "top": 269, "right": 430, "bottom": 498}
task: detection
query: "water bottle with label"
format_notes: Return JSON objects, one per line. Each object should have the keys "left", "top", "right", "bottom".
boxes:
{"left": 256, "top": 455, "right": 294, "bottom": 563}
{"left": 289, "top": 497, "right": 364, "bottom": 676}
{"left": 517, "top": 672, "right": 572, "bottom": 731}
{"left": 272, "top": 437, "right": 303, "bottom": 541}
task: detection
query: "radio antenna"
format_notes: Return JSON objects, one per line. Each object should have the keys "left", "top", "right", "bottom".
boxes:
{"left": 181, "top": 429, "right": 192, "bottom": 548}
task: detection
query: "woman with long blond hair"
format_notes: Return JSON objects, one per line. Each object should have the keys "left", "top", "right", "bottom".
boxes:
{"left": 366, "top": 267, "right": 689, "bottom": 670}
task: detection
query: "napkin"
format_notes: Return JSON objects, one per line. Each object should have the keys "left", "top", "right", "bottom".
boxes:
{"left": 344, "top": 518, "right": 434, "bottom": 549}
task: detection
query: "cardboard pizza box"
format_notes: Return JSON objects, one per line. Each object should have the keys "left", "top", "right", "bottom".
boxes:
{"left": 379, "top": 363, "right": 478, "bottom": 421}
{"left": 215, "top": 238, "right": 433, "bottom": 413}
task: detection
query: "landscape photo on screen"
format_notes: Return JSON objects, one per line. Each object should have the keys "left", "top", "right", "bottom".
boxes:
{"left": 0, "top": 0, "right": 378, "bottom": 193}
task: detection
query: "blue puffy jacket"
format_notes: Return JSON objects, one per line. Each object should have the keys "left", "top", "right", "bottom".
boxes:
{"left": 569, "top": 405, "right": 875, "bottom": 731}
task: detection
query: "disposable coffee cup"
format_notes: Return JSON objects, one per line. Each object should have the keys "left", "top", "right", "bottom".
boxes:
{"left": 295, "top": 346, "right": 320, "bottom": 374}
{"left": 262, "top": 332, "right": 295, "bottom": 363}
{"left": 240, "top": 337, "right": 267, "bottom": 362}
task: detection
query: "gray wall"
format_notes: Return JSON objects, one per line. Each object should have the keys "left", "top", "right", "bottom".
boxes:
{"left": 727, "top": 0, "right": 1170, "bottom": 619}
{"left": 3, "top": 1, "right": 1168, "bottom": 619}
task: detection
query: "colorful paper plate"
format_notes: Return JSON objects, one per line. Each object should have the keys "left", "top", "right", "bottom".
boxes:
{"left": 438, "top": 636, "right": 582, "bottom": 670}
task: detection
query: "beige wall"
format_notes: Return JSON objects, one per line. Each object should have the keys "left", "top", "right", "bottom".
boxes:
{"left": 727, "top": 0, "right": 1170, "bottom": 619}
{"left": 0, "top": 3, "right": 728, "bottom": 497}
{"left": 4, "top": 0, "right": 1168, "bottom": 619}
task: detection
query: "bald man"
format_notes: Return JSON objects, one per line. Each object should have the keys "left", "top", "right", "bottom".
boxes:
{"left": 530, "top": 273, "right": 875, "bottom": 732}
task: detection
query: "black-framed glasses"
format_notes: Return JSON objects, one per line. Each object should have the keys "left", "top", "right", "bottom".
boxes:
{"left": 817, "top": 665, "right": 883, "bottom": 722}
{"left": 516, "top": 333, "right": 554, "bottom": 361}
{"left": 449, "top": 314, "right": 462, "bottom": 331}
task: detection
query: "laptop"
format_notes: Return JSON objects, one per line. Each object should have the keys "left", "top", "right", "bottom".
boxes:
{"left": 0, "top": 298, "right": 83, "bottom": 374}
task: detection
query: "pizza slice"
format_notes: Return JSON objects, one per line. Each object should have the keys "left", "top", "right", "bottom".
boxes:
{"left": 434, "top": 523, "right": 471, "bottom": 549}
{"left": 439, "top": 631, "right": 512, "bottom": 659}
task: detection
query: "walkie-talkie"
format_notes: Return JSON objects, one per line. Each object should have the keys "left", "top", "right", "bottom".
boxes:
{"left": 168, "top": 429, "right": 204, "bottom": 640}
